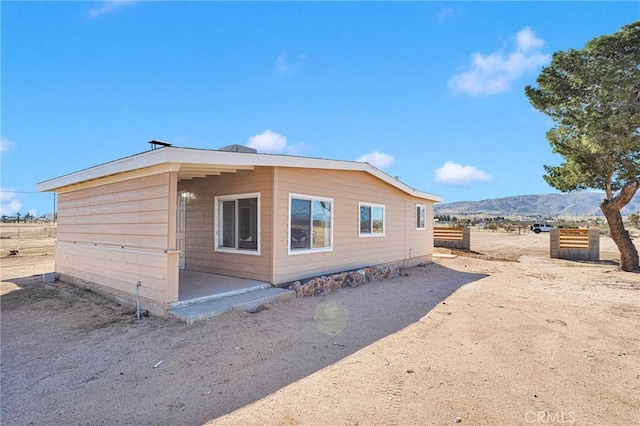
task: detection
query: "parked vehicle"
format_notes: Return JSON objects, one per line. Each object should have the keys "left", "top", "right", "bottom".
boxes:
{"left": 530, "top": 223, "right": 553, "bottom": 234}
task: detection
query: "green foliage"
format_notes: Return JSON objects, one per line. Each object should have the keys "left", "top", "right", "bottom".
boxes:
{"left": 501, "top": 223, "right": 515, "bottom": 233}
{"left": 525, "top": 21, "right": 640, "bottom": 195}
{"left": 526, "top": 22, "right": 640, "bottom": 271}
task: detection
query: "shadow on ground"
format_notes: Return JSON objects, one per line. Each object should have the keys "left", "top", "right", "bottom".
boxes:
{"left": 1, "top": 263, "right": 486, "bottom": 426}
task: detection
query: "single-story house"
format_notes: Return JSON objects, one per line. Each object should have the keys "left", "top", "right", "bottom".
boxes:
{"left": 37, "top": 143, "right": 442, "bottom": 315}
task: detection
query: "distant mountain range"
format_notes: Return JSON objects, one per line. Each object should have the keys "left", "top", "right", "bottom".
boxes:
{"left": 434, "top": 191, "right": 640, "bottom": 216}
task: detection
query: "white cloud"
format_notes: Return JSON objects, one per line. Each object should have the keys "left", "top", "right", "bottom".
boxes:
{"left": 1, "top": 136, "right": 13, "bottom": 152}
{"left": 448, "top": 27, "right": 550, "bottom": 96}
{"left": 434, "top": 161, "right": 492, "bottom": 186}
{"left": 88, "top": 0, "right": 136, "bottom": 19}
{"left": 517, "top": 27, "right": 545, "bottom": 52}
{"left": 356, "top": 151, "right": 396, "bottom": 170}
{"left": 247, "top": 130, "right": 288, "bottom": 153}
{"left": 0, "top": 190, "right": 22, "bottom": 216}
{"left": 274, "top": 53, "right": 308, "bottom": 76}
{"left": 435, "top": 7, "right": 454, "bottom": 24}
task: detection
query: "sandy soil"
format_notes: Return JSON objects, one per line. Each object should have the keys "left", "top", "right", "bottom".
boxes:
{"left": 1, "top": 229, "right": 639, "bottom": 425}
{"left": 0, "top": 223, "right": 56, "bottom": 284}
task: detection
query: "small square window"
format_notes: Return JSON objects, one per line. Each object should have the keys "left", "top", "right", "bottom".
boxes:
{"left": 359, "top": 202, "right": 385, "bottom": 237}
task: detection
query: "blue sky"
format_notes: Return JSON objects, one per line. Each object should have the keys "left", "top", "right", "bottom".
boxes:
{"left": 1, "top": 1, "right": 638, "bottom": 216}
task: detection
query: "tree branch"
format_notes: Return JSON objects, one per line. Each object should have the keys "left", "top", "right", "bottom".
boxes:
{"left": 603, "top": 179, "right": 640, "bottom": 210}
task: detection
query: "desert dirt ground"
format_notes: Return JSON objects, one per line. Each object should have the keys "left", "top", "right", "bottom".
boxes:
{"left": 1, "top": 226, "right": 639, "bottom": 425}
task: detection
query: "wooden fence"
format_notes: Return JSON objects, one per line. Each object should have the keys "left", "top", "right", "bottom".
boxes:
{"left": 434, "top": 227, "right": 470, "bottom": 250}
{"left": 558, "top": 229, "right": 590, "bottom": 249}
{"left": 551, "top": 228, "right": 599, "bottom": 261}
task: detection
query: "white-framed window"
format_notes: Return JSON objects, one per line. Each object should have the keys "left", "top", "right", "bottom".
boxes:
{"left": 289, "top": 193, "right": 333, "bottom": 254}
{"left": 214, "top": 192, "right": 260, "bottom": 255}
{"left": 359, "top": 202, "right": 385, "bottom": 237}
{"left": 416, "top": 204, "right": 426, "bottom": 230}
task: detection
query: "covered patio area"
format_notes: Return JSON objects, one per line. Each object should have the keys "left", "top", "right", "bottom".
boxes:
{"left": 170, "top": 270, "right": 294, "bottom": 323}
{"left": 177, "top": 270, "right": 270, "bottom": 303}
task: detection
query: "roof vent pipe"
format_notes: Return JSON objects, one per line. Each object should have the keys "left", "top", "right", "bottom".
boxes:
{"left": 149, "top": 140, "right": 172, "bottom": 150}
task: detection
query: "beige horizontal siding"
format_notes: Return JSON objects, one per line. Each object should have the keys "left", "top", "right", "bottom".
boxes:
{"left": 56, "top": 233, "right": 168, "bottom": 249}
{"left": 57, "top": 198, "right": 168, "bottom": 217}
{"left": 56, "top": 210, "right": 169, "bottom": 225}
{"left": 55, "top": 172, "right": 176, "bottom": 305}
{"left": 56, "top": 242, "right": 168, "bottom": 303}
{"left": 57, "top": 173, "right": 172, "bottom": 250}
{"left": 59, "top": 174, "right": 168, "bottom": 200}
{"left": 405, "top": 201, "right": 433, "bottom": 259}
{"left": 56, "top": 223, "right": 168, "bottom": 236}
{"left": 58, "top": 184, "right": 168, "bottom": 209}
{"left": 178, "top": 167, "right": 273, "bottom": 282}
{"left": 273, "top": 168, "right": 433, "bottom": 284}
{"left": 186, "top": 252, "right": 271, "bottom": 279}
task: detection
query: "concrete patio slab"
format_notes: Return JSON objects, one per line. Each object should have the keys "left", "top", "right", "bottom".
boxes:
{"left": 178, "top": 270, "right": 269, "bottom": 301}
{"left": 169, "top": 287, "right": 295, "bottom": 324}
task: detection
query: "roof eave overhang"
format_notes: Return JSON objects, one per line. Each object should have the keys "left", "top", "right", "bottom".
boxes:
{"left": 37, "top": 147, "right": 443, "bottom": 202}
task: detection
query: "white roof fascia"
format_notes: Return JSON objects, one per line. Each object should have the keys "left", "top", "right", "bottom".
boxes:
{"left": 37, "top": 147, "right": 443, "bottom": 202}
{"left": 37, "top": 148, "right": 173, "bottom": 192}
